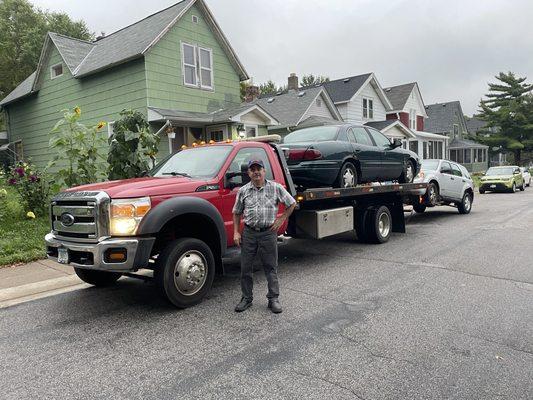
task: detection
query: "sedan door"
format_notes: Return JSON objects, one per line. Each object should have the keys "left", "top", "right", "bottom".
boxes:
{"left": 347, "top": 127, "right": 380, "bottom": 181}
{"left": 366, "top": 127, "right": 404, "bottom": 180}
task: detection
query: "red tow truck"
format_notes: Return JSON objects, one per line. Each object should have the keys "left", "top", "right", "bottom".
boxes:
{"left": 45, "top": 136, "right": 427, "bottom": 308}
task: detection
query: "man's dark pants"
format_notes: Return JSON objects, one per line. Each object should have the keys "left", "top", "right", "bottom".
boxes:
{"left": 240, "top": 226, "right": 279, "bottom": 301}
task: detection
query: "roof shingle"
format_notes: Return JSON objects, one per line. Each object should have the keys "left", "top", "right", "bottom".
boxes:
{"left": 323, "top": 73, "right": 372, "bottom": 103}
{"left": 383, "top": 83, "right": 416, "bottom": 111}
{"left": 424, "top": 101, "right": 465, "bottom": 134}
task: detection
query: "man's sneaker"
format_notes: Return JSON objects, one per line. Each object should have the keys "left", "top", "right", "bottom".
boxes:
{"left": 268, "top": 299, "right": 282, "bottom": 314}
{"left": 234, "top": 297, "right": 253, "bottom": 312}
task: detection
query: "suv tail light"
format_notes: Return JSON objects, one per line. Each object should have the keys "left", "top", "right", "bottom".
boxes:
{"left": 288, "top": 148, "right": 322, "bottom": 161}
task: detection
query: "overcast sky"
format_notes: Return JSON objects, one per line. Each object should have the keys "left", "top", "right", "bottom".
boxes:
{"left": 30, "top": 0, "right": 533, "bottom": 115}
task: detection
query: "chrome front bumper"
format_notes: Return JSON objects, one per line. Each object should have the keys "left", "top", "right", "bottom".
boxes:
{"left": 45, "top": 233, "right": 155, "bottom": 272}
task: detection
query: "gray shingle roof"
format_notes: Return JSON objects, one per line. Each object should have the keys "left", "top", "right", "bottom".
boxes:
{"left": 0, "top": 72, "right": 36, "bottom": 106}
{"left": 75, "top": 0, "right": 192, "bottom": 76}
{"left": 322, "top": 73, "right": 372, "bottom": 103}
{"left": 252, "top": 87, "right": 326, "bottom": 129}
{"left": 49, "top": 33, "right": 94, "bottom": 73}
{"left": 424, "top": 101, "right": 465, "bottom": 134}
{"left": 383, "top": 83, "right": 416, "bottom": 111}
{"left": 364, "top": 120, "right": 397, "bottom": 130}
{"left": 449, "top": 138, "right": 488, "bottom": 149}
{"left": 465, "top": 116, "right": 487, "bottom": 134}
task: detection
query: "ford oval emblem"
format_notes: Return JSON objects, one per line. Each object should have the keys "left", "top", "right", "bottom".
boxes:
{"left": 60, "top": 213, "right": 75, "bottom": 227}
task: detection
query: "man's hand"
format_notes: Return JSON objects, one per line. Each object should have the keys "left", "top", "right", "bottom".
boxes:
{"left": 270, "top": 217, "right": 285, "bottom": 232}
{"left": 234, "top": 231, "right": 241, "bottom": 247}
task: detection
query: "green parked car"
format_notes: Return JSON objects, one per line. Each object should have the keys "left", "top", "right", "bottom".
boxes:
{"left": 479, "top": 166, "right": 525, "bottom": 193}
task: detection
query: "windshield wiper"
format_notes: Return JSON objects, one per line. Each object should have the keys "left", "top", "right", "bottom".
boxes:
{"left": 162, "top": 172, "right": 191, "bottom": 177}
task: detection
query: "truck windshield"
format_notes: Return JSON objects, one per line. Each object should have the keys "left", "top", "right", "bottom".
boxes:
{"left": 283, "top": 126, "right": 339, "bottom": 143}
{"left": 150, "top": 146, "right": 232, "bottom": 179}
{"left": 486, "top": 167, "right": 514, "bottom": 176}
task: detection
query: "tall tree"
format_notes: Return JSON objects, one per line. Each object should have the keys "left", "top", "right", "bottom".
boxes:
{"left": 477, "top": 72, "right": 533, "bottom": 165}
{"left": 259, "top": 80, "right": 280, "bottom": 96}
{"left": 301, "top": 74, "right": 329, "bottom": 87}
{"left": 0, "top": 0, "right": 93, "bottom": 99}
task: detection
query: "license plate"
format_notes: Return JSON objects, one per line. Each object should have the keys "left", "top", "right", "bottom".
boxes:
{"left": 490, "top": 184, "right": 496, "bottom": 188}
{"left": 57, "top": 247, "right": 69, "bottom": 264}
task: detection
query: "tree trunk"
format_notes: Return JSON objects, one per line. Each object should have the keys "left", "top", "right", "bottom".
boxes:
{"left": 514, "top": 150, "right": 521, "bottom": 166}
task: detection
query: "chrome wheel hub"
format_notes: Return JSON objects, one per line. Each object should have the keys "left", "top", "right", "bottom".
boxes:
{"left": 428, "top": 186, "right": 438, "bottom": 205}
{"left": 173, "top": 251, "right": 207, "bottom": 296}
{"left": 378, "top": 212, "right": 391, "bottom": 237}
{"left": 343, "top": 169, "right": 355, "bottom": 187}
{"left": 464, "top": 195, "right": 471, "bottom": 210}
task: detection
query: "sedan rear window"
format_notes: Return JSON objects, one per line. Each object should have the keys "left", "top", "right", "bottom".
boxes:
{"left": 421, "top": 160, "right": 440, "bottom": 171}
{"left": 284, "top": 126, "right": 339, "bottom": 143}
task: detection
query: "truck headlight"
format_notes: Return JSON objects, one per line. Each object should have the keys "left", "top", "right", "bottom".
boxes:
{"left": 109, "top": 197, "right": 151, "bottom": 236}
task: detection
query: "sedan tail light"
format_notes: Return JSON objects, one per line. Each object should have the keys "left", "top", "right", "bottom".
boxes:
{"left": 288, "top": 148, "right": 322, "bottom": 161}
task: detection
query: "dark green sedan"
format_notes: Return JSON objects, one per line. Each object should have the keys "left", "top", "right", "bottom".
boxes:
{"left": 281, "top": 124, "right": 420, "bottom": 188}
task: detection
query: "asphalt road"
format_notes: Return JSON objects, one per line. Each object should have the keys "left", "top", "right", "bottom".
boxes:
{"left": 1, "top": 188, "right": 532, "bottom": 400}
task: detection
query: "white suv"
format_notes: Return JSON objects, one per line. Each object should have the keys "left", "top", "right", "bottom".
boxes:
{"left": 413, "top": 159, "right": 475, "bottom": 214}
{"left": 520, "top": 167, "right": 531, "bottom": 187}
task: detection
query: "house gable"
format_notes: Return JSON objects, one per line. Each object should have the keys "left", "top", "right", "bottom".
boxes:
{"left": 298, "top": 90, "right": 342, "bottom": 126}
{"left": 344, "top": 77, "right": 389, "bottom": 124}
{"left": 144, "top": 2, "right": 242, "bottom": 113}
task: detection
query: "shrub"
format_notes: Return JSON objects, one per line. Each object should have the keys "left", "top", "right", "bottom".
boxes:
{"left": 107, "top": 109, "right": 160, "bottom": 180}
{"left": 6, "top": 160, "right": 50, "bottom": 216}
{"left": 48, "top": 106, "right": 107, "bottom": 188}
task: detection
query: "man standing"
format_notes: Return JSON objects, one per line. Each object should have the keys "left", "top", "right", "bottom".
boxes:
{"left": 232, "top": 159, "right": 296, "bottom": 313}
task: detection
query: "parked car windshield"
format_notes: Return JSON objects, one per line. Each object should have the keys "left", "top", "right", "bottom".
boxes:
{"left": 486, "top": 167, "right": 515, "bottom": 176}
{"left": 421, "top": 160, "right": 440, "bottom": 171}
{"left": 150, "top": 145, "right": 232, "bottom": 178}
{"left": 283, "top": 126, "right": 339, "bottom": 143}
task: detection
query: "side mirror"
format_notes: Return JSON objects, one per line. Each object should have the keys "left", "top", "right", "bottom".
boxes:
{"left": 390, "top": 138, "right": 402, "bottom": 149}
{"left": 514, "top": 170, "right": 521, "bottom": 175}
{"left": 225, "top": 171, "right": 248, "bottom": 189}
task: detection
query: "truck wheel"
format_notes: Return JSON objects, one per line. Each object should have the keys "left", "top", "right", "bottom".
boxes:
{"left": 74, "top": 268, "right": 122, "bottom": 287}
{"left": 155, "top": 238, "right": 215, "bottom": 308}
{"left": 336, "top": 162, "right": 358, "bottom": 188}
{"left": 365, "top": 206, "right": 392, "bottom": 244}
{"left": 399, "top": 160, "right": 415, "bottom": 183}
{"left": 413, "top": 203, "right": 426, "bottom": 213}
{"left": 458, "top": 192, "right": 472, "bottom": 214}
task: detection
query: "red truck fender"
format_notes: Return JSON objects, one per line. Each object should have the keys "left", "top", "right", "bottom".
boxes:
{"left": 137, "top": 196, "right": 227, "bottom": 258}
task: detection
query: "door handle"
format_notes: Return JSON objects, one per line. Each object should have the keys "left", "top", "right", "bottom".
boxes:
{"left": 450, "top": 177, "right": 455, "bottom": 180}
{"left": 354, "top": 149, "right": 361, "bottom": 153}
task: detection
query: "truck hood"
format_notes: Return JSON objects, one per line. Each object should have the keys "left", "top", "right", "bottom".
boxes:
{"left": 66, "top": 176, "right": 209, "bottom": 198}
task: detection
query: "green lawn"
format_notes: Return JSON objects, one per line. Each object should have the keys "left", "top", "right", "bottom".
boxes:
{"left": 0, "top": 185, "right": 50, "bottom": 267}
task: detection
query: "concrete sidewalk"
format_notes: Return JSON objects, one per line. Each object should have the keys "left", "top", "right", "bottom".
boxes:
{"left": 0, "top": 259, "right": 88, "bottom": 308}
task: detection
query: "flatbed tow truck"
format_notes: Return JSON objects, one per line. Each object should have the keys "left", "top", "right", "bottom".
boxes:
{"left": 45, "top": 136, "right": 427, "bottom": 308}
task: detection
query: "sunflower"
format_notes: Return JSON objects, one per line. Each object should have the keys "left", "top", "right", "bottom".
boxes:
{"left": 26, "top": 211, "right": 36, "bottom": 219}
{"left": 74, "top": 106, "right": 81, "bottom": 116}
{"left": 97, "top": 121, "right": 106, "bottom": 129}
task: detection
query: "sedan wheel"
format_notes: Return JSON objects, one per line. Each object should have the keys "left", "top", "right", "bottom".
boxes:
{"left": 337, "top": 162, "right": 358, "bottom": 188}
{"left": 399, "top": 160, "right": 415, "bottom": 183}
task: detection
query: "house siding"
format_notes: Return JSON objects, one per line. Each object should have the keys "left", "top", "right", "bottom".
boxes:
{"left": 6, "top": 45, "right": 147, "bottom": 171}
{"left": 399, "top": 112, "right": 409, "bottom": 127}
{"left": 344, "top": 82, "right": 386, "bottom": 124}
{"left": 302, "top": 93, "right": 337, "bottom": 121}
{"left": 145, "top": 4, "right": 241, "bottom": 114}
{"left": 417, "top": 116, "right": 424, "bottom": 131}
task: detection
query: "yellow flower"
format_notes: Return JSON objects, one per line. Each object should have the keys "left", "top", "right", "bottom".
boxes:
{"left": 26, "top": 211, "right": 36, "bottom": 219}
{"left": 74, "top": 106, "right": 81, "bottom": 116}
{"left": 0, "top": 188, "right": 7, "bottom": 197}
{"left": 97, "top": 121, "right": 106, "bottom": 130}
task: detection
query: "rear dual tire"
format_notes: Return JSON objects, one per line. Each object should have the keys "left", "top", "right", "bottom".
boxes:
{"left": 356, "top": 205, "right": 392, "bottom": 244}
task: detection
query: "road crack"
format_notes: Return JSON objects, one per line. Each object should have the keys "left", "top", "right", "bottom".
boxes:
{"left": 456, "top": 331, "right": 533, "bottom": 358}
{"left": 292, "top": 370, "right": 367, "bottom": 399}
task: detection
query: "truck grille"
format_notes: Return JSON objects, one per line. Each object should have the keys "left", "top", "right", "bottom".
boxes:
{"left": 50, "top": 191, "right": 110, "bottom": 243}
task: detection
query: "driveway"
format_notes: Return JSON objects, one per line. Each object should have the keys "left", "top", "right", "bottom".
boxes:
{"left": 1, "top": 189, "right": 532, "bottom": 399}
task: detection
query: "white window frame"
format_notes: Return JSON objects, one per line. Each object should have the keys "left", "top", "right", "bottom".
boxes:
{"left": 244, "top": 124, "right": 259, "bottom": 138}
{"left": 198, "top": 46, "right": 214, "bottom": 90}
{"left": 181, "top": 42, "right": 198, "bottom": 88}
{"left": 50, "top": 63, "right": 63, "bottom": 79}
{"left": 409, "top": 109, "right": 417, "bottom": 130}
{"left": 363, "top": 98, "right": 374, "bottom": 119}
{"left": 453, "top": 124, "right": 459, "bottom": 138}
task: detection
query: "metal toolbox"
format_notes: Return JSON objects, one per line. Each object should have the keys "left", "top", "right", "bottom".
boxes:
{"left": 294, "top": 206, "right": 354, "bottom": 239}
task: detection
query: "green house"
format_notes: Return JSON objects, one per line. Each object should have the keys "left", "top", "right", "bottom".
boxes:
{"left": 0, "top": 0, "right": 278, "bottom": 170}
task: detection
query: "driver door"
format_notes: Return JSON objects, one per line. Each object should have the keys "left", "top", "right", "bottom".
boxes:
{"left": 220, "top": 146, "right": 274, "bottom": 246}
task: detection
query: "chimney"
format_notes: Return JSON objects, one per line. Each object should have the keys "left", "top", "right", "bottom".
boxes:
{"left": 96, "top": 32, "right": 106, "bottom": 41}
{"left": 288, "top": 73, "right": 298, "bottom": 91}
{"left": 244, "top": 85, "right": 260, "bottom": 102}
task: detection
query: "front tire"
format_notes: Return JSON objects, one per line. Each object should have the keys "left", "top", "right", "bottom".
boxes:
{"left": 155, "top": 238, "right": 215, "bottom": 308}
{"left": 336, "top": 162, "right": 358, "bottom": 188}
{"left": 399, "top": 160, "right": 415, "bottom": 183}
{"left": 74, "top": 268, "right": 122, "bottom": 286}
{"left": 413, "top": 203, "right": 426, "bottom": 213}
{"left": 458, "top": 192, "right": 473, "bottom": 214}
{"left": 510, "top": 182, "right": 516, "bottom": 193}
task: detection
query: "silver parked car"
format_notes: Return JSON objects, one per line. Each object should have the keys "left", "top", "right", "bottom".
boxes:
{"left": 413, "top": 159, "right": 475, "bottom": 214}
{"left": 520, "top": 167, "right": 531, "bottom": 187}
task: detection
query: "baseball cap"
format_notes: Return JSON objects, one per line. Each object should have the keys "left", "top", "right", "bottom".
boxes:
{"left": 247, "top": 159, "right": 265, "bottom": 169}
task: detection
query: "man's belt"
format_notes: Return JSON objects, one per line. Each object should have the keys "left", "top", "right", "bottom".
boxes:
{"left": 245, "top": 224, "right": 271, "bottom": 232}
